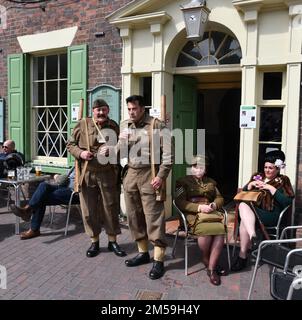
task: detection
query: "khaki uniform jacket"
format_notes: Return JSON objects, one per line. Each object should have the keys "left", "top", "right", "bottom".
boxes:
{"left": 67, "top": 117, "right": 119, "bottom": 170}
{"left": 119, "top": 113, "right": 174, "bottom": 180}
{"left": 175, "top": 175, "right": 224, "bottom": 225}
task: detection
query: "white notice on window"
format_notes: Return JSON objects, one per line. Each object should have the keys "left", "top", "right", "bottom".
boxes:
{"left": 240, "top": 105, "right": 257, "bottom": 129}
{"left": 71, "top": 103, "right": 80, "bottom": 121}
{"left": 149, "top": 107, "right": 161, "bottom": 119}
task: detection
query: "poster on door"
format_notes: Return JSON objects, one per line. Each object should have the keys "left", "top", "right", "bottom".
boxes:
{"left": 240, "top": 105, "right": 257, "bottom": 128}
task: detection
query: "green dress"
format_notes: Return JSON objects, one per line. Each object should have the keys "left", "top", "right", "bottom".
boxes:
{"left": 243, "top": 185, "right": 293, "bottom": 227}
{"left": 175, "top": 175, "right": 226, "bottom": 236}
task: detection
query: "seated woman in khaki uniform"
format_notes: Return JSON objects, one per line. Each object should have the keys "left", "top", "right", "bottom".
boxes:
{"left": 175, "top": 155, "right": 227, "bottom": 286}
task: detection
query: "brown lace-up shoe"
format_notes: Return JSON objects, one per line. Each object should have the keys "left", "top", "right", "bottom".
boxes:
{"left": 10, "top": 204, "right": 33, "bottom": 222}
{"left": 20, "top": 229, "right": 40, "bottom": 240}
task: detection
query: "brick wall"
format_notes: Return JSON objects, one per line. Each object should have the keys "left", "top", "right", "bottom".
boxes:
{"left": 0, "top": 0, "right": 131, "bottom": 129}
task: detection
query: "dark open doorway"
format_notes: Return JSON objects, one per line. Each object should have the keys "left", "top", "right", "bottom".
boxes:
{"left": 197, "top": 88, "right": 241, "bottom": 203}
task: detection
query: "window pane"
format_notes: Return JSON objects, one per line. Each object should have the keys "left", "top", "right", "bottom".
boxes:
{"left": 60, "top": 54, "right": 67, "bottom": 79}
{"left": 176, "top": 31, "right": 241, "bottom": 67}
{"left": 37, "top": 108, "right": 46, "bottom": 131}
{"left": 46, "top": 55, "right": 58, "bottom": 80}
{"left": 37, "top": 132, "right": 47, "bottom": 156}
{"left": 37, "top": 57, "right": 44, "bottom": 80}
{"left": 142, "top": 77, "right": 152, "bottom": 106}
{"left": 259, "top": 107, "right": 283, "bottom": 142}
{"left": 263, "top": 72, "right": 282, "bottom": 100}
{"left": 60, "top": 80, "right": 67, "bottom": 105}
{"left": 62, "top": 107, "right": 68, "bottom": 131}
{"left": 33, "top": 82, "right": 44, "bottom": 106}
{"left": 46, "top": 81, "right": 58, "bottom": 105}
{"left": 33, "top": 56, "right": 44, "bottom": 81}
{"left": 258, "top": 144, "right": 281, "bottom": 171}
{"left": 49, "top": 107, "right": 60, "bottom": 131}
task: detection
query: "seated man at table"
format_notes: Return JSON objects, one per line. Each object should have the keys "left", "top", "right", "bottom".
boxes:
{"left": 0, "top": 140, "right": 24, "bottom": 164}
{"left": 11, "top": 167, "right": 78, "bottom": 240}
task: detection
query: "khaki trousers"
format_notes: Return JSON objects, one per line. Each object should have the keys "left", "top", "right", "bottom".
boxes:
{"left": 79, "top": 167, "right": 121, "bottom": 238}
{"left": 123, "top": 167, "right": 166, "bottom": 247}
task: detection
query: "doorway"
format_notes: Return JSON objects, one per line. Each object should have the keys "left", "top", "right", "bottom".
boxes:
{"left": 197, "top": 88, "right": 241, "bottom": 202}
{"left": 173, "top": 75, "right": 241, "bottom": 204}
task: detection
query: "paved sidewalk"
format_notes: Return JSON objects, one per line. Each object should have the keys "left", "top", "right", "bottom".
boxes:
{"left": 0, "top": 204, "right": 273, "bottom": 300}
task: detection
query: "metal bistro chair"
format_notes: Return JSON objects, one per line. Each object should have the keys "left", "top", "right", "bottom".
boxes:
{"left": 50, "top": 190, "right": 80, "bottom": 236}
{"left": 232, "top": 204, "right": 292, "bottom": 257}
{"left": 171, "top": 199, "right": 231, "bottom": 276}
{"left": 247, "top": 225, "right": 302, "bottom": 300}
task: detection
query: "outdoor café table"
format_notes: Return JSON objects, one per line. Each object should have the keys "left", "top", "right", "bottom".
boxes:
{"left": 0, "top": 173, "right": 51, "bottom": 234}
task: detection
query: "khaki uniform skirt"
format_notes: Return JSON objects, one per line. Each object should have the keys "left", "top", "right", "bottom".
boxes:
{"left": 186, "top": 212, "right": 226, "bottom": 236}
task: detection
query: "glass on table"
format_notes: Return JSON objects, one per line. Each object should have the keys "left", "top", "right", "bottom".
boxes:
{"left": 16, "top": 167, "right": 24, "bottom": 180}
{"left": 24, "top": 163, "right": 33, "bottom": 179}
{"left": 7, "top": 170, "right": 15, "bottom": 180}
{"left": 35, "top": 165, "right": 42, "bottom": 176}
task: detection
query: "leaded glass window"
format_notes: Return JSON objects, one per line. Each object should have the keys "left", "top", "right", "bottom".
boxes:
{"left": 176, "top": 31, "right": 242, "bottom": 67}
{"left": 32, "top": 53, "right": 68, "bottom": 162}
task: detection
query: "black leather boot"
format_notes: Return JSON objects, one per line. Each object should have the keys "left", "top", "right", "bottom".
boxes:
{"left": 149, "top": 261, "right": 165, "bottom": 280}
{"left": 108, "top": 241, "right": 127, "bottom": 257}
{"left": 86, "top": 241, "right": 100, "bottom": 258}
{"left": 231, "top": 256, "right": 248, "bottom": 272}
{"left": 125, "top": 252, "right": 150, "bottom": 267}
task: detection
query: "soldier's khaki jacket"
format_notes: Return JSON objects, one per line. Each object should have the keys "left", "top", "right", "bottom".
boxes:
{"left": 119, "top": 113, "right": 174, "bottom": 180}
{"left": 67, "top": 117, "right": 119, "bottom": 170}
{"left": 175, "top": 175, "right": 224, "bottom": 214}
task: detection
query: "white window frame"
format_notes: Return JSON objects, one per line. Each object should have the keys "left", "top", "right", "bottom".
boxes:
{"left": 30, "top": 51, "right": 68, "bottom": 166}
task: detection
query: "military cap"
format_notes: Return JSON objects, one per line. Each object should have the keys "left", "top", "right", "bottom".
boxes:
{"left": 93, "top": 99, "right": 109, "bottom": 109}
{"left": 190, "top": 154, "right": 209, "bottom": 167}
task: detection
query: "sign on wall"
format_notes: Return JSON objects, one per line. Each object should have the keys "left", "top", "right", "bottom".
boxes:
{"left": 88, "top": 85, "right": 121, "bottom": 124}
{"left": 240, "top": 105, "right": 257, "bottom": 129}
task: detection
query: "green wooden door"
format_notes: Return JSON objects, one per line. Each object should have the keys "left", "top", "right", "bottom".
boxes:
{"left": 67, "top": 44, "right": 87, "bottom": 166}
{"left": 173, "top": 75, "right": 197, "bottom": 195}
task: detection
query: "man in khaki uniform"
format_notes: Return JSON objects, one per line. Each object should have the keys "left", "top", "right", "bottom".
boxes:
{"left": 119, "top": 95, "right": 174, "bottom": 279}
{"left": 67, "top": 99, "right": 126, "bottom": 258}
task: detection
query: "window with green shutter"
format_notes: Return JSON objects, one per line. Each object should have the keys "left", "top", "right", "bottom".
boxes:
{"left": 8, "top": 44, "right": 87, "bottom": 170}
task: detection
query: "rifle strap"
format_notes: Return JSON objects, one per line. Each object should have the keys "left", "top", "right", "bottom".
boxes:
{"left": 78, "top": 118, "right": 90, "bottom": 188}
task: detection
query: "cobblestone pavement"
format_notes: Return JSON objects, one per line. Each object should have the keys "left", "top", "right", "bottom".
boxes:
{"left": 0, "top": 203, "right": 276, "bottom": 300}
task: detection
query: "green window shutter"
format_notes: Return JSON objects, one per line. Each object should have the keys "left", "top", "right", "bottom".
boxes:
{"left": 8, "top": 54, "right": 24, "bottom": 154}
{"left": 24, "top": 54, "right": 31, "bottom": 161}
{"left": 67, "top": 44, "right": 87, "bottom": 166}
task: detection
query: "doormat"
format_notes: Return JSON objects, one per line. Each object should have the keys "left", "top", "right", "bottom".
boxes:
{"left": 136, "top": 290, "right": 163, "bottom": 300}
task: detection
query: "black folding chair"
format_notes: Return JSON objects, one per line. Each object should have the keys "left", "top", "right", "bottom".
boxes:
{"left": 247, "top": 225, "right": 302, "bottom": 299}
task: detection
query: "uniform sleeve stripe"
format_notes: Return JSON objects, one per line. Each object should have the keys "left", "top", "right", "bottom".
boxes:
{"left": 175, "top": 186, "right": 184, "bottom": 198}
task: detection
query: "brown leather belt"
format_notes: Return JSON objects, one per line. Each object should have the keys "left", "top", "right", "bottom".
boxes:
{"left": 189, "top": 196, "right": 210, "bottom": 204}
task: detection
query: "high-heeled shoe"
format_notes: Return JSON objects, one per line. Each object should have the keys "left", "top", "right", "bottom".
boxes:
{"left": 206, "top": 269, "right": 221, "bottom": 286}
{"left": 231, "top": 256, "right": 248, "bottom": 272}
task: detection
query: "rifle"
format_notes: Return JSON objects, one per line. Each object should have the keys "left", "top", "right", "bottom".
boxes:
{"left": 151, "top": 95, "right": 167, "bottom": 202}
{"left": 74, "top": 98, "right": 84, "bottom": 193}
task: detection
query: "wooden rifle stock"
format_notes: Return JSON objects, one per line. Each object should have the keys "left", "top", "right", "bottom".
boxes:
{"left": 74, "top": 98, "right": 84, "bottom": 193}
{"left": 151, "top": 95, "right": 167, "bottom": 202}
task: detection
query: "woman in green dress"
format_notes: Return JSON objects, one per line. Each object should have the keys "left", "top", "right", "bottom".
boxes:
{"left": 175, "top": 155, "right": 227, "bottom": 286}
{"left": 231, "top": 150, "right": 295, "bottom": 272}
